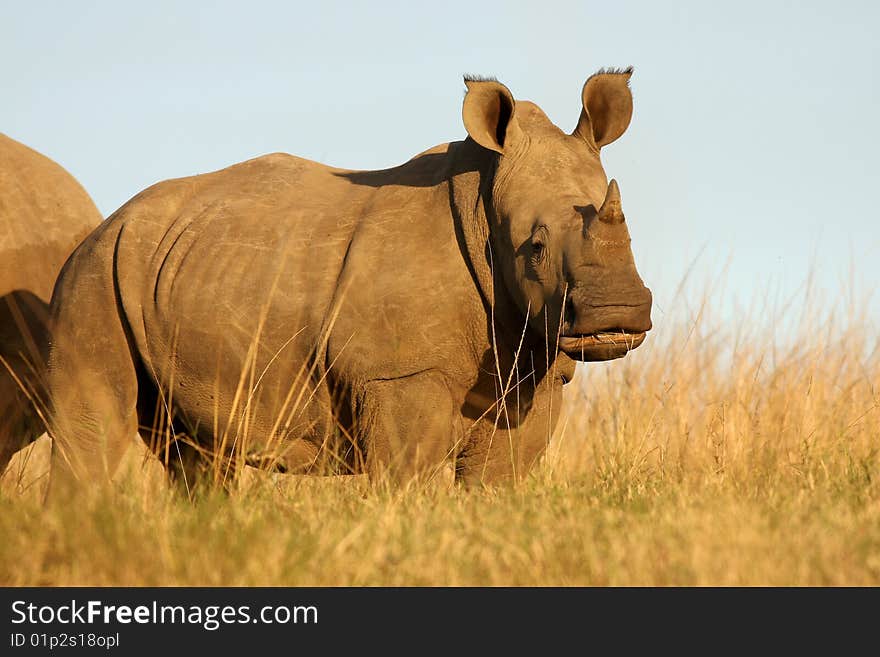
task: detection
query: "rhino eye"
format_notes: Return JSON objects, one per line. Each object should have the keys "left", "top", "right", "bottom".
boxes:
{"left": 531, "top": 227, "right": 548, "bottom": 264}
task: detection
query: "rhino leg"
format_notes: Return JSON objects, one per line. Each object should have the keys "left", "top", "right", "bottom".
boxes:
{"left": 44, "top": 234, "right": 139, "bottom": 499}
{"left": 0, "top": 383, "right": 41, "bottom": 479}
{"left": 455, "top": 421, "right": 549, "bottom": 486}
{"left": 135, "top": 383, "right": 207, "bottom": 495}
{"left": 149, "top": 433, "right": 209, "bottom": 497}
{"left": 0, "top": 290, "right": 50, "bottom": 479}
{"left": 357, "top": 371, "right": 460, "bottom": 484}
{"left": 456, "top": 375, "right": 564, "bottom": 486}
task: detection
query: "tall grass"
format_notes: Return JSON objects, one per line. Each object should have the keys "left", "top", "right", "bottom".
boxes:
{"left": 1, "top": 279, "right": 877, "bottom": 585}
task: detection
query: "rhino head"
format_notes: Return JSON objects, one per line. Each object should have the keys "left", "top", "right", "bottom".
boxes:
{"left": 463, "top": 68, "right": 652, "bottom": 361}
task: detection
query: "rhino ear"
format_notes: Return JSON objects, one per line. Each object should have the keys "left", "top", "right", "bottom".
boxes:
{"left": 462, "top": 77, "right": 522, "bottom": 154}
{"left": 573, "top": 67, "right": 634, "bottom": 150}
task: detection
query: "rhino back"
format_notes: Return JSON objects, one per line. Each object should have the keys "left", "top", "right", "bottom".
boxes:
{"left": 93, "top": 149, "right": 486, "bottom": 440}
{"left": 106, "top": 154, "right": 335, "bottom": 387}
{"left": 0, "top": 134, "right": 101, "bottom": 301}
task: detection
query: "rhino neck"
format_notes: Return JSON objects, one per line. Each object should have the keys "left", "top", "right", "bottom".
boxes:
{"left": 447, "top": 139, "right": 547, "bottom": 373}
{"left": 446, "top": 139, "right": 494, "bottom": 310}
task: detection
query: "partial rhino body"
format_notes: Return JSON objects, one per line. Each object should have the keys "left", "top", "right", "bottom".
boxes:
{"left": 46, "top": 70, "right": 652, "bottom": 492}
{"left": 1, "top": 134, "right": 102, "bottom": 475}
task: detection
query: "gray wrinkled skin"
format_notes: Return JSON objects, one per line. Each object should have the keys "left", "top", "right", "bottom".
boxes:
{"left": 0, "top": 134, "right": 102, "bottom": 476}
{"left": 45, "top": 70, "right": 652, "bottom": 493}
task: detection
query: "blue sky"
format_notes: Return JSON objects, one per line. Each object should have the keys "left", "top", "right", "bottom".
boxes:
{"left": 3, "top": 1, "right": 878, "bottom": 329}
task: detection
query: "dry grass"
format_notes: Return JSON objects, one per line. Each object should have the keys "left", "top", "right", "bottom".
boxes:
{"left": 1, "top": 282, "right": 878, "bottom": 586}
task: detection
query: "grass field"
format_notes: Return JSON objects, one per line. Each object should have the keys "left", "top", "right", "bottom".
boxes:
{"left": 1, "top": 287, "right": 878, "bottom": 586}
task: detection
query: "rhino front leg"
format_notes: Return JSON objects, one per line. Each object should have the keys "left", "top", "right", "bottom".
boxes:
{"left": 456, "top": 374, "right": 565, "bottom": 486}
{"left": 358, "top": 371, "right": 461, "bottom": 484}
{"left": 455, "top": 421, "right": 550, "bottom": 486}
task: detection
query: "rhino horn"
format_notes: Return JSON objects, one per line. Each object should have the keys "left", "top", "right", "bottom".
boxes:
{"left": 598, "top": 179, "right": 625, "bottom": 225}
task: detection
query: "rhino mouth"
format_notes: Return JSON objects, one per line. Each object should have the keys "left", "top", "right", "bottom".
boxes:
{"left": 558, "top": 331, "right": 646, "bottom": 362}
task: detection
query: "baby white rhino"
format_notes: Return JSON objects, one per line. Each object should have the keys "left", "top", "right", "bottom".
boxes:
{"left": 45, "top": 69, "right": 652, "bottom": 493}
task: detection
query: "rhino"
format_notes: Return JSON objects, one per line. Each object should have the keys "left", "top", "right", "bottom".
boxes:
{"left": 45, "top": 69, "right": 652, "bottom": 493}
{"left": 1, "top": 134, "right": 102, "bottom": 476}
